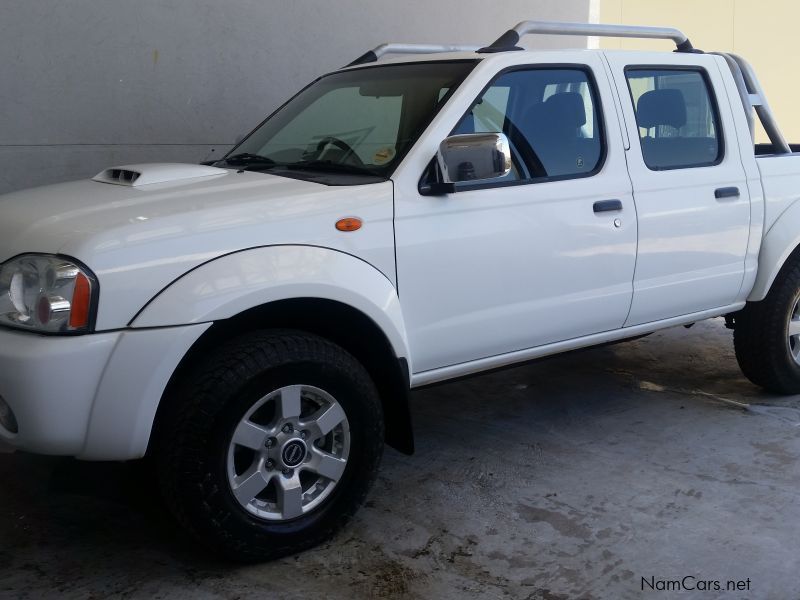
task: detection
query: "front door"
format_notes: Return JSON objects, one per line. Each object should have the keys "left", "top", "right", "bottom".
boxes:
{"left": 394, "top": 56, "right": 638, "bottom": 374}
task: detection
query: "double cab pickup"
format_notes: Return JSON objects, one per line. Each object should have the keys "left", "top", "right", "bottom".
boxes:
{"left": 2, "top": 21, "right": 800, "bottom": 560}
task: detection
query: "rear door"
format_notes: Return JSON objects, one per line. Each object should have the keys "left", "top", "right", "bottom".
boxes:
{"left": 605, "top": 52, "right": 751, "bottom": 325}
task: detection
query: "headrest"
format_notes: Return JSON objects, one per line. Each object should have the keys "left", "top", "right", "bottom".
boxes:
{"left": 541, "top": 92, "right": 587, "bottom": 128}
{"left": 636, "top": 89, "right": 687, "bottom": 129}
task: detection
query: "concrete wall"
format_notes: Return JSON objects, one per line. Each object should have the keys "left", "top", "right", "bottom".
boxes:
{"left": 0, "top": 1, "right": 589, "bottom": 195}
{"left": 598, "top": 0, "right": 800, "bottom": 143}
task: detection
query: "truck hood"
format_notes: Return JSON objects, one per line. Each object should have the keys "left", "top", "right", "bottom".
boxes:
{"left": 0, "top": 163, "right": 395, "bottom": 329}
{"left": 0, "top": 164, "right": 326, "bottom": 259}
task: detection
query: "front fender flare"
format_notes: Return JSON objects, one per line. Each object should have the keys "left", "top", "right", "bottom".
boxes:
{"left": 130, "top": 245, "right": 411, "bottom": 366}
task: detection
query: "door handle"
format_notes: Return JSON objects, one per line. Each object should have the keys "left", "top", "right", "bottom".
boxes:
{"left": 715, "top": 186, "right": 740, "bottom": 199}
{"left": 593, "top": 199, "right": 623, "bottom": 213}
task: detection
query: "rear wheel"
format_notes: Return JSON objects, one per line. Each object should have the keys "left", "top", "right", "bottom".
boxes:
{"left": 155, "top": 330, "right": 384, "bottom": 562}
{"left": 734, "top": 256, "right": 800, "bottom": 394}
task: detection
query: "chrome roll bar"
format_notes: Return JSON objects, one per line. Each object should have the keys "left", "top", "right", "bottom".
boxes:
{"left": 715, "top": 53, "right": 791, "bottom": 153}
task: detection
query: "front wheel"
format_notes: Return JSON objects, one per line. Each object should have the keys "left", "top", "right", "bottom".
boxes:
{"left": 734, "top": 256, "right": 800, "bottom": 394}
{"left": 155, "top": 330, "right": 384, "bottom": 562}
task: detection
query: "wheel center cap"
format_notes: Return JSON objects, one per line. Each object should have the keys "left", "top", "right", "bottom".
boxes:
{"left": 281, "top": 439, "right": 307, "bottom": 468}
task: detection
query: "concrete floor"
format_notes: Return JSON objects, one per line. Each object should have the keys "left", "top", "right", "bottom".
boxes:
{"left": 2, "top": 318, "right": 799, "bottom": 599}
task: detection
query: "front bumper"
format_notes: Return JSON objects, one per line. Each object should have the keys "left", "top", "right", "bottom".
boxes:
{"left": 0, "top": 323, "right": 210, "bottom": 459}
{"left": 0, "top": 328, "right": 121, "bottom": 455}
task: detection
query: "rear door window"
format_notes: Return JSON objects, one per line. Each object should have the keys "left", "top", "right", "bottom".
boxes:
{"left": 625, "top": 68, "right": 722, "bottom": 170}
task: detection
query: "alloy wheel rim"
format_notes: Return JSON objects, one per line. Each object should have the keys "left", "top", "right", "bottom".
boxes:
{"left": 788, "top": 294, "right": 800, "bottom": 366}
{"left": 226, "top": 384, "right": 350, "bottom": 521}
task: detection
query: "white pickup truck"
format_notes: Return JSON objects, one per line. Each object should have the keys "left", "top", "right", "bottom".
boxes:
{"left": 2, "top": 20, "right": 800, "bottom": 560}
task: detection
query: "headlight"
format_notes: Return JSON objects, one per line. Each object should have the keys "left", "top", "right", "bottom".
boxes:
{"left": 0, "top": 255, "right": 97, "bottom": 333}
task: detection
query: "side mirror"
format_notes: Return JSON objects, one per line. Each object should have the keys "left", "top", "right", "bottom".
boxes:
{"left": 437, "top": 133, "right": 512, "bottom": 186}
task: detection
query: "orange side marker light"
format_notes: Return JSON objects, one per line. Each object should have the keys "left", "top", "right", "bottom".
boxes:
{"left": 335, "top": 217, "right": 362, "bottom": 232}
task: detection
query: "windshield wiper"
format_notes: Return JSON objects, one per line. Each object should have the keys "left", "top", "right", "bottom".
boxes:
{"left": 220, "top": 152, "right": 276, "bottom": 167}
{"left": 220, "top": 155, "right": 386, "bottom": 178}
{"left": 284, "top": 160, "right": 384, "bottom": 178}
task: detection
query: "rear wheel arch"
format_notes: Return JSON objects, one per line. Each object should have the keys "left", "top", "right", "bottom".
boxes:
{"left": 749, "top": 203, "right": 800, "bottom": 302}
{"left": 149, "top": 298, "right": 414, "bottom": 456}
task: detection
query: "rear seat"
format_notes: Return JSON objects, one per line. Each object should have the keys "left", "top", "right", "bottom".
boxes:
{"left": 636, "top": 88, "right": 719, "bottom": 168}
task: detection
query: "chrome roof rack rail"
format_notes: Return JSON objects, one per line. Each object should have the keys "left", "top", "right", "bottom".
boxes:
{"left": 346, "top": 43, "right": 480, "bottom": 67}
{"left": 713, "top": 52, "right": 791, "bottom": 153}
{"left": 346, "top": 21, "right": 696, "bottom": 67}
{"left": 480, "top": 20, "right": 697, "bottom": 53}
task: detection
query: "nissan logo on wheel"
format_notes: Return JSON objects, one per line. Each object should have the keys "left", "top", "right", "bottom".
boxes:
{"left": 282, "top": 440, "right": 306, "bottom": 467}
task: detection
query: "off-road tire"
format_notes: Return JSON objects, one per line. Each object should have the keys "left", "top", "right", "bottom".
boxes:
{"left": 154, "top": 330, "right": 384, "bottom": 562}
{"left": 734, "top": 256, "right": 800, "bottom": 394}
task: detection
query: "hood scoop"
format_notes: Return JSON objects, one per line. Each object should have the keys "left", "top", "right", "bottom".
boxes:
{"left": 92, "top": 163, "right": 227, "bottom": 187}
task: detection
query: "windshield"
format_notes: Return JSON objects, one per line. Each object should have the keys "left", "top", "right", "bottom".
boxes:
{"left": 219, "top": 61, "right": 477, "bottom": 179}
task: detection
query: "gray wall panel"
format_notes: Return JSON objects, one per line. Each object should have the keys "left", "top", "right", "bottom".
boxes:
{"left": 0, "top": 1, "right": 589, "bottom": 193}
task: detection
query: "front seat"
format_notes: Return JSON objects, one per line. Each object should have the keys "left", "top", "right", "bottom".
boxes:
{"left": 520, "top": 92, "right": 596, "bottom": 177}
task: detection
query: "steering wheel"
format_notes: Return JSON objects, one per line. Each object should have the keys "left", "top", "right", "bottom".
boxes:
{"left": 313, "top": 136, "right": 365, "bottom": 167}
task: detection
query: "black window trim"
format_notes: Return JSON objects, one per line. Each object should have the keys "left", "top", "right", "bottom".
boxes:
{"left": 623, "top": 64, "right": 725, "bottom": 172}
{"left": 419, "top": 63, "right": 609, "bottom": 195}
